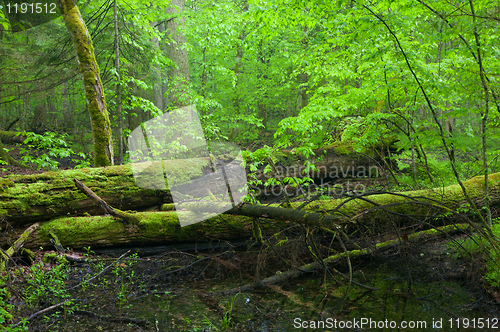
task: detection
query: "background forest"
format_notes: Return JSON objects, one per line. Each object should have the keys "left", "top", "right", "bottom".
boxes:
{"left": 0, "top": 0, "right": 497, "bottom": 179}
{"left": 1, "top": 0, "right": 500, "bottom": 330}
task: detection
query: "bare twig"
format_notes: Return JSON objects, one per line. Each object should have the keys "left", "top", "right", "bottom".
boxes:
{"left": 68, "top": 250, "right": 131, "bottom": 291}
{"left": 11, "top": 299, "right": 73, "bottom": 328}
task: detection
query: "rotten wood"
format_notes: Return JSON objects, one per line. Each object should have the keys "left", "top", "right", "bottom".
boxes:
{"left": 0, "top": 223, "right": 39, "bottom": 271}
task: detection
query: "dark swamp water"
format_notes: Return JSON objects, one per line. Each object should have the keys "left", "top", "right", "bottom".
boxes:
{"left": 18, "top": 234, "right": 500, "bottom": 332}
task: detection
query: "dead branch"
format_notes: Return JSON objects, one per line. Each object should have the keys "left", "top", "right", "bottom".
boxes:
{"left": 224, "top": 224, "right": 470, "bottom": 294}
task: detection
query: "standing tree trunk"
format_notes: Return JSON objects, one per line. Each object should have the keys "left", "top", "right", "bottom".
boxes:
{"left": 151, "top": 19, "right": 166, "bottom": 111}
{"left": 257, "top": 40, "right": 269, "bottom": 129}
{"left": 165, "top": 0, "right": 190, "bottom": 108}
{"left": 32, "top": 97, "right": 47, "bottom": 133}
{"left": 114, "top": 0, "right": 123, "bottom": 165}
{"left": 57, "top": 0, "right": 114, "bottom": 167}
{"left": 233, "top": 26, "right": 245, "bottom": 115}
{"left": 62, "top": 81, "right": 71, "bottom": 130}
{"left": 470, "top": 0, "right": 491, "bottom": 227}
{"left": 296, "top": 24, "right": 309, "bottom": 113}
{"left": 21, "top": 83, "right": 28, "bottom": 131}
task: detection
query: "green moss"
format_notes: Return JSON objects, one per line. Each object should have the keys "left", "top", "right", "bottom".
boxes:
{"left": 285, "top": 173, "right": 500, "bottom": 225}
{"left": 135, "top": 212, "right": 181, "bottom": 238}
{"left": 60, "top": 0, "right": 113, "bottom": 167}
{"left": 0, "top": 179, "right": 14, "bottom": 193}
{"left": 31, "top": 209, "right": 270, "bottom": 249}
{"left": 163, "top": 158, "right": 210, "bottom": 186}
{"left": 42, "top": 252, "right": 68, "bottom": 264}
{"left": 324, "top": 141, "right": 355, "bottom": 155}
{"left": 38, "top": 215, "right": 125, "bottom": 247}
{"left": 0, "top": 162, "right": 202, "bottom": 222}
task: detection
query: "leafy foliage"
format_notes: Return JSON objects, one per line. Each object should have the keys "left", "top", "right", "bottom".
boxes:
{"left": 19, "top": 132, "right": 89, "bottom": 170}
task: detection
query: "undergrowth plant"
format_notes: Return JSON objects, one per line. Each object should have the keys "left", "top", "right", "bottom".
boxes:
{"left": 18, "top": 132, "right": 90, "bottom": 170}
{"left": 23, "top": 261, "right": 72, "bottom": 309}
{"left": 0, "top": 288, "right": 28, "bottom": 331}
{"left": 202, "top": 293, "right": 240, "bottom": 331}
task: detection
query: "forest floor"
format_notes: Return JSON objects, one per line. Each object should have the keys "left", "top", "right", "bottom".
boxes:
{"left": 13, "top": 231, "right": 499, "bottom": 331}
{"left": 3, "top": 142, "right": 500, "bottom": 330}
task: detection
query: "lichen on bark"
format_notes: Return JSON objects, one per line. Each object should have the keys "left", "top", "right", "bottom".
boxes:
{"left": 57, "top": 0, "right": 114, "bottom": 167}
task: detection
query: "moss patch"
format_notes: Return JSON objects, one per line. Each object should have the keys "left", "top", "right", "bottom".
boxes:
{"left": 0, "top": 160, "right": 211, "bottom": 224}
{"left": 28, "top": 210, "right": 273, "bottom": 249}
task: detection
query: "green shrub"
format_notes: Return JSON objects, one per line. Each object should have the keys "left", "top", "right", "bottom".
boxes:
{"left": 19, "top": 132, "right": 89, "bottom": 170}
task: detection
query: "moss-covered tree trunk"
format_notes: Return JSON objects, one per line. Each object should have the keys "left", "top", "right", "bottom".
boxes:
{"left": 18, "top": 212, "right": 271, "bottom": 249}
{"left": 0, "top": 138, "right": 22, "bottom": 166}
{"left": 253, "top": 140, "right": 396, "bottom": 184}
{"left": 0, "top": 130, "right": 26, "bottom": 144}
{"left": 57, "top": 0, "right": 114, "bottom": 167}
{"left": 0, "top": 157, "right": 211, "bottom": 226}
{"left": 3, "top": 172, "right": 500, "bottom": 250}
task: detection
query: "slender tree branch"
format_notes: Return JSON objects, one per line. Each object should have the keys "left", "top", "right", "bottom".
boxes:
{"left": 359, "top": 2, "right": 490, "bottom": 232}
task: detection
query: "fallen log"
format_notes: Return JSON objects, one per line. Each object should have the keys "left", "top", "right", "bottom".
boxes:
{"left": 20, "top": 212, "right": 281, "bottom": 249}
{"left": 0, "top": 159, "right": 211, "bottom": 226}
{"left": 0, "top": 130, "right": 26, "bottom": 144}
{"left": 287, "top": 172, "right": 500, "bottom": 225}
{"left": 14, "top": 176, "right": 337, "bottom": 249}
{"left": 9, "top": 172, "right": 499, "bottom": 249}
{"left": 172, "top": 202, "right": 344, "bottom": 228}
{"left": 0, "top": 142, "right": 395, "bottom": 227}
{"left": 252, "top": 139, "right": 397, "bottom": 183}
{"left": 164, "top": 172, "right": 500, "bottom": 228}
{"left": 73, "top": 178, "right": 139, "bottom": 224}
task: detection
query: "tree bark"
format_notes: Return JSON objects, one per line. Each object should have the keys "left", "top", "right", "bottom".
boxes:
{"left": 3, "top": 171, "right": 500, "bottom": 250}
{"left": 165, "top": 0, "right": 190, "bottom": 107}
{"left": 151, "top": 20, "right": 166, "bottom": 111}
{"left": 57, "top": 0, "right": 114, "bottom": 167}
{"left": 32, "top": 99, "right": 46, "bottom": 133}
{"left": 18, "top": 212, "right": 264, "bottom": 249}
{"left": 114, "top": 0, "right": 123, "bottom": 165}
{"left": 62, "top": 81, "right": 71, "bottom": 130}
{"left": 0, "top": 158, "right": 212, "bottom": 226}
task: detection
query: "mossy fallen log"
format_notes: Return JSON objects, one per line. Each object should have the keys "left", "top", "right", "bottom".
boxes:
{"left": 289, "top": 172, "right": 500, "bottom": 225}
{"left": 0, "top": 130, "right": 26, "bottom": 144}
{"left": 19, "top": 212, "right": 283, "bottom": 249}
{"left": 8, "top": 172, "right": 495, "bottom": 249}
{"left": 171, "top": 202, "right": 345, "bottom": 229}
{"left": 255, "top": 140, "right": 396, "bottom": 183}
{"left": 27, "top": 171, "right": 500, "bottom": 248}
{"left": 175, "top": 173, "right": 500, "bottom": 227}
{"left": 0, "top": 159, "right": 210, "bottom": 226}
